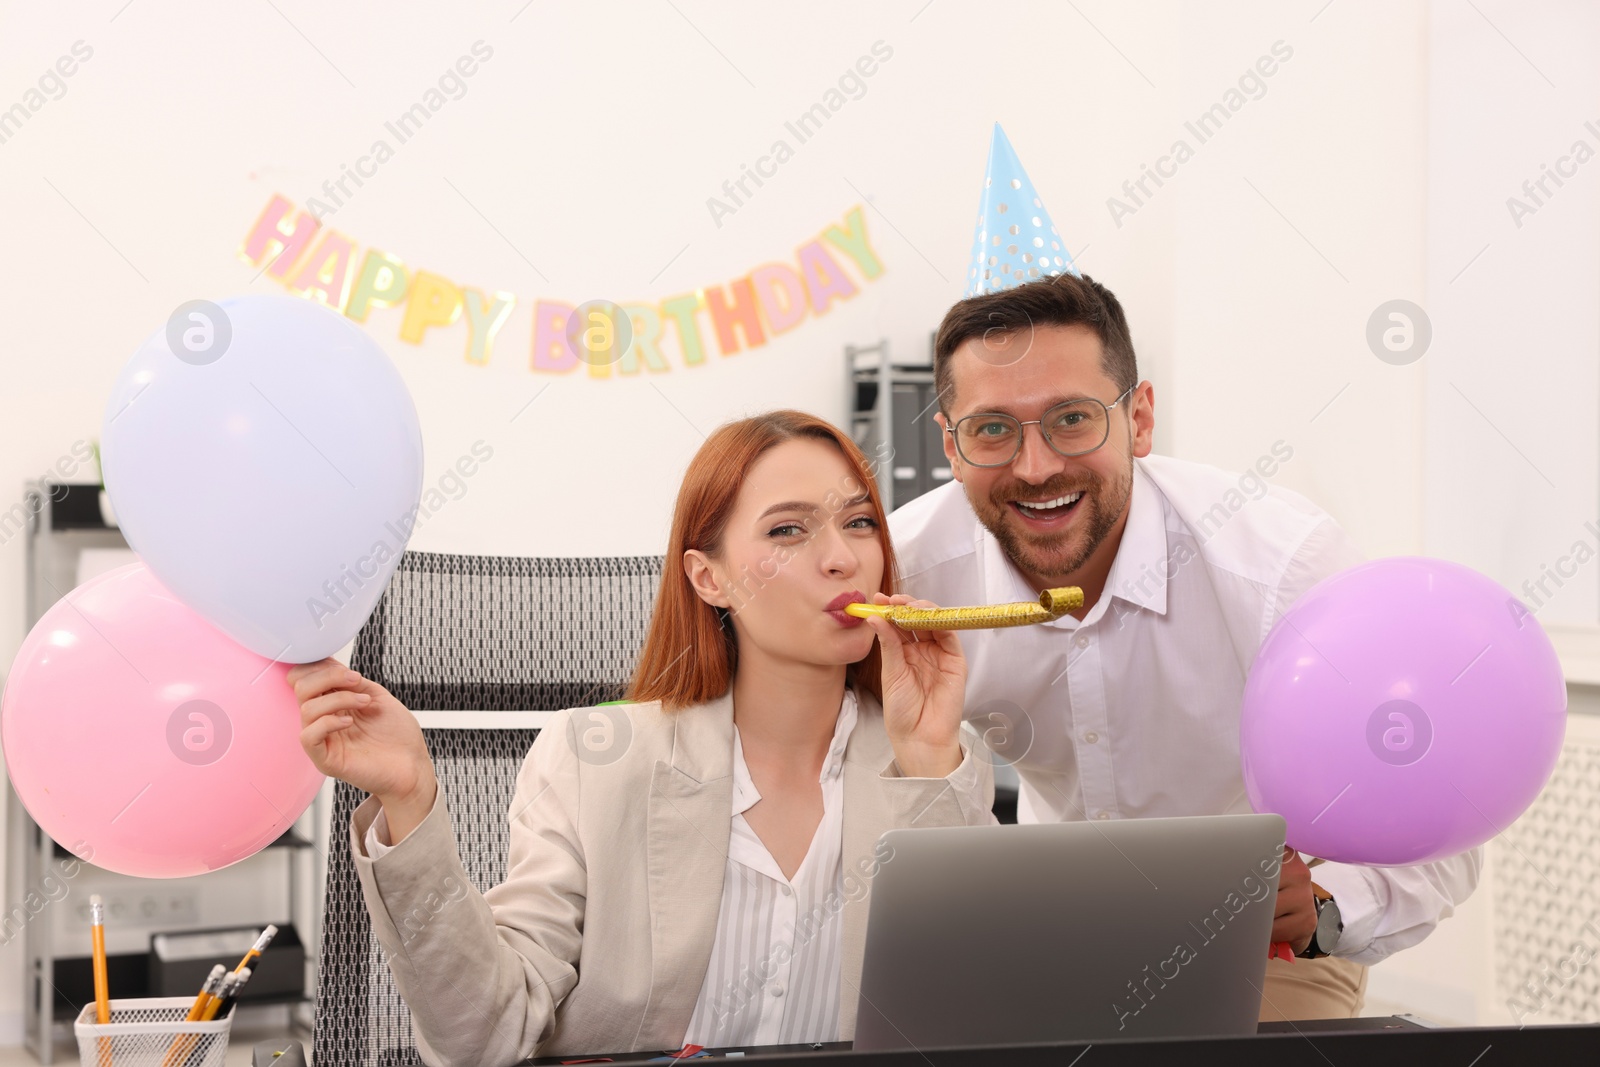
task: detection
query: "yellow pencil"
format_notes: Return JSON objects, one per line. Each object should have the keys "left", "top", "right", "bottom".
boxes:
{"left": 198, "top": 972, "right": 239, "bottom": 1022}
{"left": 183, "top": 965, "right": 226, "bottom": 1021}
{"left": 200, "top": 967, "right": 249, "bottom": 1021}
{"left": 90, "top": 895, "right": 110, "bottom": 1067}
{"left": 161, "top": 965, "right": 225, "bottom": 1067}
{"left": 231, "top": 925, "right": 277, "bottom": 974}
{"left": 172, "top": 972, "right": 247, "bottom": 1067}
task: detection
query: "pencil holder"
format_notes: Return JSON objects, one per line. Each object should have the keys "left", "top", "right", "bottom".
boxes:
{"left": 73, "top": 997, "right": 232, "bottom": 1067}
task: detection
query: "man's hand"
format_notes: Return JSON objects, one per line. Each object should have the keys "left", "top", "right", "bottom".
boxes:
{"left": 1272, "top": 846, "right": 1319, "bottom": 954}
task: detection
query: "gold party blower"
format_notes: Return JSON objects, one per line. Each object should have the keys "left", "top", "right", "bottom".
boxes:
{"left": 844, "top": 588, "right": 1084, "bottom": 630}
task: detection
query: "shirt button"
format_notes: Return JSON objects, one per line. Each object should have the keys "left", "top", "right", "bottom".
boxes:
{"left": 1095, "top": 810, "right": 1110, "bottom": 820}
{"left": 772, "top": 984, "right": 785, "bottom": 998}
{"left": 1075, "top": 634, "right": 1090, "bottom": 649}
{"left": 1083, "top": 731, "right": 1099, "bottom": 744}
{"left": 780, "top": 885, "right": 792, "bottom": 897}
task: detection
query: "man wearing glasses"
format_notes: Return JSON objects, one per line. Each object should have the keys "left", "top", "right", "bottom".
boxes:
{"left": 888, "top": 271, "right": 1480, "bottom": 1021}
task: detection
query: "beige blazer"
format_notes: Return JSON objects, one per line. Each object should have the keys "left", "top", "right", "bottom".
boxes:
{"left": 351, "top": 688, "right": 995, "bottom": 1066}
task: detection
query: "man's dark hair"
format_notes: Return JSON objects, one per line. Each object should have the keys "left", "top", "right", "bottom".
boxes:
{"left": 932, "top": 272, "right": 1138, "bottom": 416}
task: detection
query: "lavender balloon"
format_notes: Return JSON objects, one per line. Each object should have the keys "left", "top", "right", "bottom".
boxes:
{"left": 1241, "top": 557, "right": 1566, "bottom": 866}
{"left": 101, "top": 295, "right": 423, "bottom": 664}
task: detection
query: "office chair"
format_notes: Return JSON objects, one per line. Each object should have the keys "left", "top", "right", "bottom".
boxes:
{"left": 312, "top": 550, "right": 663, "bottom": 1067}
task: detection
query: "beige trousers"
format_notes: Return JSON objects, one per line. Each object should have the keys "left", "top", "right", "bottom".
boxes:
{"left": 1258, "top": 955, "right": 1369, "bottom": 1021}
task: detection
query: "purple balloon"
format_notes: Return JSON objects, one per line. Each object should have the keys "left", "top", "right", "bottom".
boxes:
{"left": 1241, "top": 557, "right": 1566, "bottom": 866}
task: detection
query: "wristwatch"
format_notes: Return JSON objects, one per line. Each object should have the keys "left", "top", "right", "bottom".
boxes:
{"left": 1298, "top": 882, "right": 1343, "bottom": 959}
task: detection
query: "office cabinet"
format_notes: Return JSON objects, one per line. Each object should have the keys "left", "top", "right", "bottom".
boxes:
{"left": 846, "top": 339, "right": 955, "bottom": 511}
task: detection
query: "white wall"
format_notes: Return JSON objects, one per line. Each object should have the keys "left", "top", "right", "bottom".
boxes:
{"left": 1367, "top": 0, "right": 1600, "bottom": 1027}
{"left": 1172, "top": 3, "right": 1430, "bottom": 557}
{"left": 1425, "top": 0, "right": 1600, "bottom": 631}
{"left": 0, "top": 0, "right": 1595, "bottom": 1041}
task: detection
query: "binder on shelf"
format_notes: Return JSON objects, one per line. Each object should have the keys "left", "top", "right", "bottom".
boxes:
{"left": 845, "top": 338, "right": 951, "bottom": 511}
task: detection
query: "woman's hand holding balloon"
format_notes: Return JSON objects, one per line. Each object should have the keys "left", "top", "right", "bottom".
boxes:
{"left": 864, "top": 593, "right": 967, "bottom": 779}
{"left": 290, "top": 659, "right": 437, "bottom": 843}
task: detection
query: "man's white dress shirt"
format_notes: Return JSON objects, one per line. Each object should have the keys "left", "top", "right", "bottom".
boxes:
{"left": 889, "top": 452, "right": 1481, "bottom": 966}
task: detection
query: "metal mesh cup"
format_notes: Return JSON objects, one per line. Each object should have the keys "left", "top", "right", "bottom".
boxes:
{"left": 73, "top": 997, "right": 232, "bottom": 1067}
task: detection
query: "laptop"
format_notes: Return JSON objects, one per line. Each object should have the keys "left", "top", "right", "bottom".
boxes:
{"left": 852, "top": 813, "right": 1286, "bottom": 1050}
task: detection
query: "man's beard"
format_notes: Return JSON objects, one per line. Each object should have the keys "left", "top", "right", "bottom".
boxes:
{"left": 971, "top": 463, "right": 1133, "bottom": 582}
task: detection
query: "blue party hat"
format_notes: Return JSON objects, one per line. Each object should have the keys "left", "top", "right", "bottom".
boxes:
{"left": 963, "top": 123, "right": 1078, "bottom": 297}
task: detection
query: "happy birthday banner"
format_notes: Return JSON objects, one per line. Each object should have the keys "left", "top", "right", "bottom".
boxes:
{"left": 236, "top": 195, "right": 886, "bottom": 376}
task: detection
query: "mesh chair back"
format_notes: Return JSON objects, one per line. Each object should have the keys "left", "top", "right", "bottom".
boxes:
{"left": 351, "top": 550, "right": 665, "bottom": 711}
{"left": 314, "top": 551, "right": 663, "bottom": 1067}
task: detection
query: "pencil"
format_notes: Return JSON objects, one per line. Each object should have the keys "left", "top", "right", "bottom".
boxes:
{"left": 183, "top": 970, "right": 250, "bottom": 1067}
{"left": 90, "top": 894, "right": 110, "bottom": 1067}
{"left": 160, "top": 925, "right": 271, "bottom": 1067}
{"left": 161, "top": 965, "right": 226, "bottom": 1067}
{"left": 197, "top": 972, "right": 239, "bottom": 1022}
{"left": 172, "top": 973, "right": 237, "bottom": 1067}
{"left": 232, "top": 925, "right": 277, "bottom": 974}
{"left": 201, "top": 967, "right": 249, "bottom": 1021}
{"left": 183, "top": 965, "right": 226, "bottom": 1022}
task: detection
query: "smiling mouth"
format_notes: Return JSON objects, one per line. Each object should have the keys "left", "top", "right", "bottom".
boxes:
{"left": 1011, "top": 490, "right": 1084, "bottom": 522}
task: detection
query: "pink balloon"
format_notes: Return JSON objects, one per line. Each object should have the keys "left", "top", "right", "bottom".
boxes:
{"left": 2, "top": 563, "right": 324, "bottom": 878}
{"left": 1241, "top": 557, "right": 1567, "bottom": 866}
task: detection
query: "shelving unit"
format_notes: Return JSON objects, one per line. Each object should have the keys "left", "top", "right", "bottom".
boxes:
{"left": 845, "top": 339, "right": 1023, "bottom": 816}
{"left": 845, "top": 335, "right": 954, "bottom": 511}
{"left": 8, "top": 481, "right": 322, "bottom": 1063}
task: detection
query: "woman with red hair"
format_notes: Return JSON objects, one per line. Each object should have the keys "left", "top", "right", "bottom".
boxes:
{"left": 291, "top": 410, "right": 994, "bottom": 1065}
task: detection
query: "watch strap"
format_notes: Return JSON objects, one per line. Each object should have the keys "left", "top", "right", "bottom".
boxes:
{"left": 1298, "top": 883, "right": 1338, "bottom": 959}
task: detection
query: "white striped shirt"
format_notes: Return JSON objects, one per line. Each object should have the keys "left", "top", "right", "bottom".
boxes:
{"left": 682, "top": 688, "right": 856, "bottom": 1046}
{"left": 364, "top": 691, "right": 858, "bottom": 1045}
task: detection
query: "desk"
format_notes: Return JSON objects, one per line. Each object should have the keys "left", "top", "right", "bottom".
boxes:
{"left": 526, "top": 1017, "right": 1600, "bottom": 1063}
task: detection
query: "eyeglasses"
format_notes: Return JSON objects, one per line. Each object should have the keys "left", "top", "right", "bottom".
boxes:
{"left": 947, "top": 386, "right": 1135, "bottom": 468}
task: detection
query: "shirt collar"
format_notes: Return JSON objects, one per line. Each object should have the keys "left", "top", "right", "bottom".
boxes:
{"left": 978, "top": 458, "right": 1170, "bottom": 628}
{"left": 730, "top": 687, "right": 859, "bottom": 816}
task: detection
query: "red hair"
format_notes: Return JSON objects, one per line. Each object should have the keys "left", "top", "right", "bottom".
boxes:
{"left": 629, "top": 410, "right": 896, "bottom": 711}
